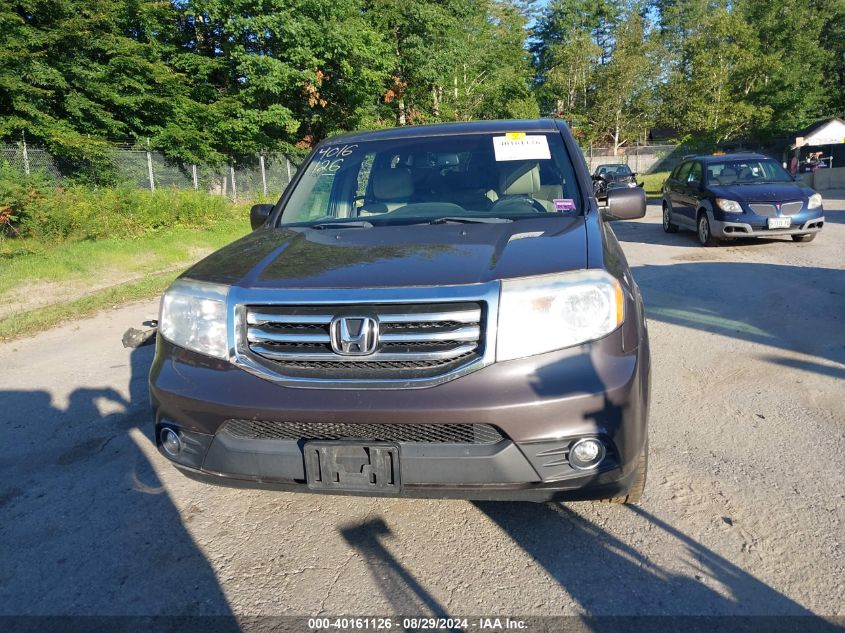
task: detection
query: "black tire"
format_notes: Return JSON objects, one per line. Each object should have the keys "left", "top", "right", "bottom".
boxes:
{"left": 792, "top": 233, "right": 816, "bottom": 243}
{"left": 662, "top": 202, "right": 679, "bottom": 233}
{"left": 697, "top": 211, "right": 718, "bottom": 246}
{"left": 602, "top": 443, "right": 648, "bottom": 505}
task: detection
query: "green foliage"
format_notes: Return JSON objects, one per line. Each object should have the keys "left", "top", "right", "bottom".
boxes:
{"left": 0, "top": 0, "right": 538, "bottom": 171}
{"left": 0, "top": 167, "right": 237, "bottom": 242}
{"left": 533, "top": 0, "right": 844, "bottom": 148}
{"left": 1, "top": 0, "right": 843, "bottom": 171}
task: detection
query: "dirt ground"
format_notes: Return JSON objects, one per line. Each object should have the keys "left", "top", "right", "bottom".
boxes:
{"left": 0, "top": 195, "right": 843, "bottom": 622}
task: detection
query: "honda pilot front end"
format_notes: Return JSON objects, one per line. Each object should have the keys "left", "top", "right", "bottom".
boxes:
{"left": 150, "top": 119, "right": 650, "bottom": 503}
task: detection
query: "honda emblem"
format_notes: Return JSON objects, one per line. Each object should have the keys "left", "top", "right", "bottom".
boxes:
{"left": 330, "top": 316, "right": 379, "bottom": 356}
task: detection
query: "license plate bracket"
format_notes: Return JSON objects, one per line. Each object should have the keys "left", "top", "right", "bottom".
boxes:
{"left": 768, "top": 217, "right": 791, "bottom": 229}
{"left": 304, "top": 441, "right": 400, "bottom": 493}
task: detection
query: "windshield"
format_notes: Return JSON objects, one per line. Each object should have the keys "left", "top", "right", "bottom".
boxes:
{"left": 706, "top": 158, "right": 792, "bottom": 185}
{"left": 278, "top": 132, "right": 582, "bottom": 226}
{"left": 597, "top": 164, "right": 632, "bottom": 176}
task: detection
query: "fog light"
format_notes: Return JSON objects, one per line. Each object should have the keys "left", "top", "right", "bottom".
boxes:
{"left": 569, "top": 438, "right": 606, "bottom": 470}
{"left": 160, "top": 427, "right": 183, "bottom": 457}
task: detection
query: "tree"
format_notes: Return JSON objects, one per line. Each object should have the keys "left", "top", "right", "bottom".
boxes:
{"left": 176, "top": 0, "right": 391, "bottom": 153}
{"left": 0, "top": 0, "right": 201, "bottom": 175}
{"left": 439, "top": 0, "right": 538, "bottom": 121}
{"left": 590, "top": 5, "right": 655, "bottom": 153}
{"left": 737, "top": 0, "right": 835, "bottom": 138}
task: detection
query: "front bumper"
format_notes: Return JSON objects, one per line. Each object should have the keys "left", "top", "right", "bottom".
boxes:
{"left": 149, "top": 325, "right": 649, "bottom": 502}
{"left": 711, "top": 209, "right": 824, "bottom": 238}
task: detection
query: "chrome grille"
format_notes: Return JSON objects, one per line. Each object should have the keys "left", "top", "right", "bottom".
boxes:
{"left": 748, "top": 201, "right": 804, "bottom": 218}
{"left": 222, "top": 419, "right": 505, "bottom": 444}
{"left": 748, "top": 203, "right": 776, "bottom": 217}
{"left": 244, "top": 302, "right": 483, "bottom": 379}
{"left": 781, "top": 201, "right": 803, "bottom": 216}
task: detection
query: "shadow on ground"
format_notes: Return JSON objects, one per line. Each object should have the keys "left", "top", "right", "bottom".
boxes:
{"left": 628, "top": 262, "right": 845, "bottom": 379}
{"left": 341, "top": 519, "right": 450, "bottom": 617}
{"left": 476, "top": 502, "right": 813, "bottom": 616}
{"left": 337, "top": 502, "right": 840, "bottom": 621}
{"left": 0, "top": 343, "right": 236, "bottom": 623}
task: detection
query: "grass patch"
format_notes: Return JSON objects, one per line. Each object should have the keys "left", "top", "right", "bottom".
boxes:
{"left": 0, "top": 217, "right": 248, "bottom": 296}
{"left": 640, "top": 171, "right": 669, "bottom": 197}
{"left": 0, "top": 219, "right": 250, "bottom": 339}
{"left": 0, "top": 272, "right": 177, "bottom": 341}
{"left": 0, "top": 179, "right": 254, "bottom": 339}
{"left": 0, "top": 169, "right": 255, "bottom": 242}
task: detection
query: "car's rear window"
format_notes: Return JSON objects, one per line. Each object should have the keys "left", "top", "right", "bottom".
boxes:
{"left": 598, "top": 164, "right": 632, "bottom": 176}
{"left": 278, "top": 132, "right": 582, "bottom": 226}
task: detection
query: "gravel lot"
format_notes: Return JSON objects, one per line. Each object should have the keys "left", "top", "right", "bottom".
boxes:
{"left": 1, "top": 195, "right": 843, "bottom": 621}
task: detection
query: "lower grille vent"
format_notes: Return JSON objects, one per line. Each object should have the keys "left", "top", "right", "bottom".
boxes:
{"left": 222, "top": 420, "right": 505, "bottom": 444}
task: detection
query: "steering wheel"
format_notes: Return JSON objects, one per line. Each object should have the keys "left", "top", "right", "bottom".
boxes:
{"left": 487, "top": 196, "right": 548, "bottom": 214}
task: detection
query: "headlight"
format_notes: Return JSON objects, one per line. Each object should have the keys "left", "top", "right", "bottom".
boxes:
{"left": 497, "top": 270, "right": 625, "bottom": 361}
{"left": 159, "top": 279, "right": 230, "bottom": 359}
{"left": 808, "top": 193, "right": 822, "bottom": 209}
{"left": 716, "top": 198, "right": 743, "bottom": 213}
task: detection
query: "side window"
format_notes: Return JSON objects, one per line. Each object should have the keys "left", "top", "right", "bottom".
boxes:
{"left": 298, "top": 170, "right": 337, "bottom": 222}
{"left": 688, "top": 162, "right": 703, "bottom": 184}
{"left": 675, "top": 162, "right": 692, "bottom": 183}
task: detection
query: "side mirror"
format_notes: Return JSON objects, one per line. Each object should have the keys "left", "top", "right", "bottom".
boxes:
{"left": 603, "top": 187, "right": 646, "bottom": 221}
{"left": 250, "top": 203, "right": 274, "bottom": 230}
{"left": 689, "top": 179, "right": 702, "bottom": 189}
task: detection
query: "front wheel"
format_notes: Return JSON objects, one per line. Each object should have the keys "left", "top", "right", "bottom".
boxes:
{"left": 662, "top": 203, "right": 679, "bottom": 233}
{"left": 697, "top": 213, "right": 718, "bottom": 246}
{"left": 791, "top": 233, "right": 816, "bottom": 243}
{"left": 602, "top": 443, "right": 647, "bottom": 505}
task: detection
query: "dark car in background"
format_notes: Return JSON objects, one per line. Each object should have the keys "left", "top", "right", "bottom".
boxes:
{"left": 592, "top": 163, "right": 640, "bottom": 200}
{"left": 662, "top": 153, "right": 825, "bottom": 245}
{"left": 150, "top": 119, "right": 650, "bottom": 503}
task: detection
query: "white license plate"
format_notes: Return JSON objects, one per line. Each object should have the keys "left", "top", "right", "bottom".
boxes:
{"left": 768, "top": 217, "right": 791, "bottom": 229}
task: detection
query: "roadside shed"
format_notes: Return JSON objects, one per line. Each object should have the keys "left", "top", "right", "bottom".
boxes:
{"left": 789, "top": 117, "right": 845, "bottom": 189}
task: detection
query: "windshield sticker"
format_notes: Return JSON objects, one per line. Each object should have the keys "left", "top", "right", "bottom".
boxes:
{"left": 553, "top": 198, "right": 576, "bottom": 212}
{"left": 493, "top": 135, "right": 550, "bottom": 162}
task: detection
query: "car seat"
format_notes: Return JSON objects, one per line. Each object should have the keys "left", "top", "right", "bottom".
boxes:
{"left": 717, "top": 167, "right": 738, "bottom": 185}
{"left": 359, "top": 167, "right": 414, "bottom": 215}
{"left": 491, "top": 162, "right": 554, "bottom": 212}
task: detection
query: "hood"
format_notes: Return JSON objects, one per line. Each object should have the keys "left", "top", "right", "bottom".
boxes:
{"left": 182, "top": 216, "right": 588, "bottom": 289}
{"left": 709, "top": 181, "right": 813, "bottom": 202}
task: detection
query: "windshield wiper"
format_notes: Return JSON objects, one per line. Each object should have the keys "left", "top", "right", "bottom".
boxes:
{"left": 308, "top": 221, "right": 373, "bottom": 230}
{"left": 426, "top": 216, "right": 514, "bottom": 225}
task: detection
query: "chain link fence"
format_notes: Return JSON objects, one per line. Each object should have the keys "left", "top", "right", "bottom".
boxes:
{"left": 1, "top": 143, "right": 300, "bottom": 201}
{"left": 0, "top": 143, "right": 64, "bottom": 181}
{"left": 3, "top": 140, "right": 679, "bottom": 198}
{"left": 582, "top": 143, "right": 678, "bottom": 174}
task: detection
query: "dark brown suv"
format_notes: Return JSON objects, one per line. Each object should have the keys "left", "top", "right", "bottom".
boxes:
{"left": 150, "top": 119, "right": 651, "bottom": 503}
